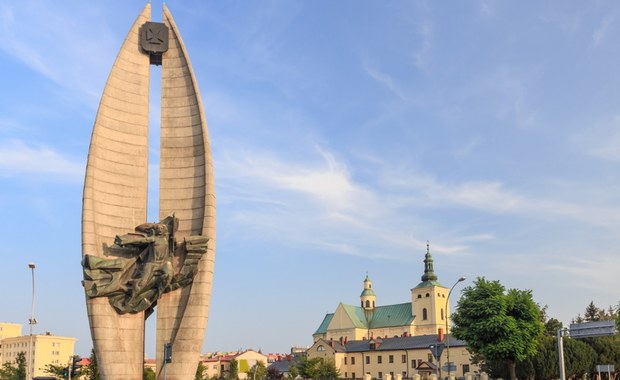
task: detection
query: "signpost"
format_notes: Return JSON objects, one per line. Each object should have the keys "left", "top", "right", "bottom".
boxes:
{"left": 558, "top": 321, "right": 617, "bottom": 380}
{"left": 596, "top": 365, "right": 614, "bottom": 380}
{"left": 429, "top": 344, "right": 445, "bottom": 380}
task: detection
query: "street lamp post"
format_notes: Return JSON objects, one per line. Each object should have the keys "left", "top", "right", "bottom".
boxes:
{"left": 28, "top": 262, "right": 37, "bottom": 380}
{"left": 445, "top": 277, "right": 465, "bottom": 380}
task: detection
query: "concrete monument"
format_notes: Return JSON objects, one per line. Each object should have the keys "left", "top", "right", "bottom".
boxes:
{"left": 81, "top": 4, "right": 215, "bottom": 379}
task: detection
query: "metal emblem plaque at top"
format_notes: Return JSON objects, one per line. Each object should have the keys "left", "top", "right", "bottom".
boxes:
{"left": 141, "top": 21, "right": 169, "bottom": 65}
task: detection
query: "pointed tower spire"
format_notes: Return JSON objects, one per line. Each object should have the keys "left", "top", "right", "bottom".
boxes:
{"left": 421, "top": 241, "right": 438, "bottom": 282}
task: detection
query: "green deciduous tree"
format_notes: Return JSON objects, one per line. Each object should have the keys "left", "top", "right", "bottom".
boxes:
{"left": 0, "top": 351, "right": 26, "bottom": 380}
{"left": 82, "top": 349, "right": 101, "bottom": 380}
{"left": 44, "top": 362, "right": 68, "bottom": 379}
{"left": 451, "top": 277, "right": 544, "bottom": 380}
{"left": 228, "top": 359, "right": 239, "bottom": 380}
{"left": 294, "top": 357, "right": 339, "bottom": 380}
{"left": 143, "top": 367, "right": 156, "bottom": 380}
{"left": 195, "top": 361, "right": 206, "bottom": 380}
{"left": 244, "top": 362, "right": 266, "bottom": 380}
{"left": 0, "top": 362, "right": 18, "bottom": 380}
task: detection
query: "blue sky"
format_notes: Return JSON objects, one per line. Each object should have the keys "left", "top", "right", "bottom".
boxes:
{"left": 1, "top": 0, "right": 620, "bottom": 358}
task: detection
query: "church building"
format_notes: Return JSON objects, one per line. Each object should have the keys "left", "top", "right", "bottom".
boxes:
{"left": 313, "top": 243, "right": 452, "bottom": 343}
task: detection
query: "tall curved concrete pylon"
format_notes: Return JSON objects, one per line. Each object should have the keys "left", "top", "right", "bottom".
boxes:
{"left": 82, "top": 4, "right": 215, "bottom": 379}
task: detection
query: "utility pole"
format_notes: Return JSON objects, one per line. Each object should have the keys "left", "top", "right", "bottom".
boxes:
{"left": 28, "top": 262, "right": 37, "bottom": 380}
{"left": 445, "top": 277, "right": 465, "bottom": 380}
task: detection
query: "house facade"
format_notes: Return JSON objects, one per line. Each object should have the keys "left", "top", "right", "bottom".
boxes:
{"left": 0, "top": 323, "right": 76, "bottom": 379}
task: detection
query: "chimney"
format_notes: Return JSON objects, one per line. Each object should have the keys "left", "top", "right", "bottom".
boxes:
{"left": 344, "top": 336, "right": 348, "bottom": 344}
{"left": 330, "top": 338, "right": 334, "bottom": 348}
{"left": 438, "top": 328, "right": 444, "bottom": 342}
{"left": 340, "top": 336, "right": 344, "bottom": 345}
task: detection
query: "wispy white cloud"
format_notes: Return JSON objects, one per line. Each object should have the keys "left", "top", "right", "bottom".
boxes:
{"left": 0, "top": 139, "right": 83, "bottom": 181}
{"left": 364, "top": 65, "right": 408, "bottom": 101}
{"left": 593, "top": 7, "right": 620, "bottom": 47}
{"left": 413, "top": 23, "right": 433, "bottom": 72}
{"left": 0, "top": 2, "right": 122, "bottom": 105}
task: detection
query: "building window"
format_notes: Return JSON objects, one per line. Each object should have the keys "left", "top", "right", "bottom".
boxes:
{"left": 378, "top": 372, "right": 383, "bottom": 379}
{"left": 389, "top": 355, "right": 394, "bottom": 363}
{"left": 351, "top": 357, "right": 355, "bottom": 365}
{"left": 441, "top": 308, "right": 444, "bottom": 320}
{"left": 352, "top": 373, "right": 356, "bottom": 379}
{"left": 377, "top": 355, "right": 382, "bottom": 364}
{"left": 425, "top": 293, "right": 430, "bottom": 297}
{"left": 423, "top": 308, "right": 428, "bottom": 320}
{"left": 428, "top": 354, "right": 433, "bottom": 363}
{"left": 401, "top": 354, "right": 406, "bottom": 363}
{"left": 390, "top": 372, "right": 394, "bottom": 377}
{"left": 317, "top": 345, "right": 325, "bottom": 352}
{"left": 463, "top": 364, "right": 470, "bottom": 374}
{"left": 417, "top": 294, "right": 421, "bottom": 298}
{"left": 345, "top": 373, "right": 348, "bottom": 378}
{"left": 345, "top": 357, "right": 348, "bottom": 365}
{"left": 403, "top": 371, "right": 407, "bottom": 378}
{"left": 365, "top": 300, "right": 370, "bottom": 308}
{"left": 366, "top": 356, "right": 370, "bottom": 365}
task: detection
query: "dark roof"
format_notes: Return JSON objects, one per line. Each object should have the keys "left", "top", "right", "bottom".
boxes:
{"left": 329, "top": 334, "right": 467, "bottom": 353}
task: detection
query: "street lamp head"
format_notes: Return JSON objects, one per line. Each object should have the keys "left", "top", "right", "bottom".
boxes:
{"left": 458, "top": 277, "right": 465, "bottom": 282}
{"left": 28, "top": 262, "right": 36, "bottom": 269}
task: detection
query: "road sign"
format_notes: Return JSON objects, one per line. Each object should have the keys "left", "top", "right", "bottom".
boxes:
{"left": 442, "top": 363, "right": 457, "bottom": 372}
{"left": 569, "top": 321, "right": 616, "bottom": 338}
{"left": 596, "top": 365, "right": 614, "bottom": 372}
{"left": 429, "top": 343, "right": 445, "bottom": 360}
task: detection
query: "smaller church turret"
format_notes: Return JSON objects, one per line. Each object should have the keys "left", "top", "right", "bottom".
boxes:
{"left": 360, "top": 273, "right": 376, "bottom": 311}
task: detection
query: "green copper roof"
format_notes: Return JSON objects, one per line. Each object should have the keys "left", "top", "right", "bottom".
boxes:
{"left": 313, "top": 313, "right": 334, "bottom": 335}
{"left": 360, "top": 288, "right": 376, "bottom": 297}
{"left": 340, "top": 303, "right": 414, "bottom": 329}
{"left": 413, "top": 280, "right": 444, "bottom": 289}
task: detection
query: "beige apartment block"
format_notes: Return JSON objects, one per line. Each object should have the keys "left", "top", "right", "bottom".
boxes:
{"left": 0, "top": 325, "right": 76, "bottom": 379}
{"left": 0, "top": 323, "right": 22, "bottom": 341}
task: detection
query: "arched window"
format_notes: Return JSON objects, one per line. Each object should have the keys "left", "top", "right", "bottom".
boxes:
{"left": 417, "top": 294, "right": 422, "bottom": 299}
{"left": 425, "top": 293, "right": 430, "bottom": 297}
{"left": 372, "top": 301, "right": 375, "bottom": 307}
{"left": 317, "top": 345, "right": 325, "bottom": 352}
{"left": 365, "top": 300, "right": 370, "bottom": 308}
{"left": 423, "top": 308, "right": 428, "bottom": 320}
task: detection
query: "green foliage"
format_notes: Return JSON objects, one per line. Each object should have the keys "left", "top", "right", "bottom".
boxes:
{"left": 0, "top": 352, "right": 26, "bottom": 380}
{"left": 451, "top": 277, "right": 543, "bottom": 380}
{"left": 0, "top": 362, "right": 19, "bottom": 380}
{"left": 228, "top": 359, "right": 239, "bottom": 380}
{"left": 576, "top": 301, "right": 617, "bottom": 323}
{"left": 195, "top": 361, "right": 206, "bottom": 380}
{"left": 143, "top": 367, "right": 156, "bottom": 380}
{"left": 616, "top": 301, "right": 620, "bottom": 332}
{"left": 287, "top": 363, "right": 299, "bottom": 379}
{"left": 294, "top": 357, "right": 339, "bottom": 380}
{"left": 244, "top": 362, "right": 266, "bottom": 380}
{"left": 44, "top": 363, "right": 68, "bottom": 379}
{"left": 82, "top": 349, "right": 101, "bottom": 380}
{"left": 266, "top": 366, "right": 284, "bottom": 380}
